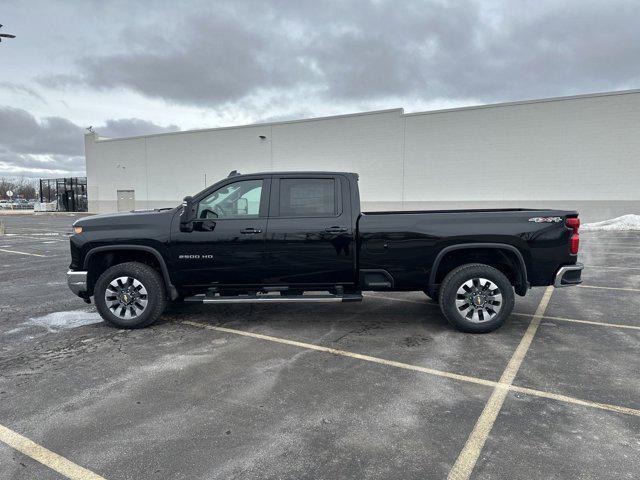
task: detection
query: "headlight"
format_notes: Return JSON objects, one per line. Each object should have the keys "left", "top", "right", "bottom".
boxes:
{"left": 73, "top": 226, "right": 83, "bottom": 234}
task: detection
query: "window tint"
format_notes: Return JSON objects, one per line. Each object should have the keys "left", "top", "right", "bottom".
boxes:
{"left": 279, "top": 178, "right": 335, "bottom": 216}
{"left": 197, "top": 179, "right": 263, "bottom": 219}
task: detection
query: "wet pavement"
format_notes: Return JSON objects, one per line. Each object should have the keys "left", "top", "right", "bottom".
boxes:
{"left": 0, "top": 214, "right": 638, "bottom": 479}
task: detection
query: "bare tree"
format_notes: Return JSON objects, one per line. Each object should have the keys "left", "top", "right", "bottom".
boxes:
{"left": 0, "top": 177, "right": 38, "bottom": 200}
{"left": 0, "top": 178, "right": 12, "bottom": 199}
{"left": 16, "top": 178, "right": 37, "bottom": 199}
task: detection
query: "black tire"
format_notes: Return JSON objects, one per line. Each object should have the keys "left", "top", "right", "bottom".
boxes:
{"left": 94, "top": 262, "right": 166, "bottom": 328}
{"left": 438, "top": 263, "right": 514, "bottom": 333}
{"left": 422, "top": 289, "right": 439, "bottom": 302}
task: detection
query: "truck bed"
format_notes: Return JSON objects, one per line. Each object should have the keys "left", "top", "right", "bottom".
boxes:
{"left": 363, "top": 208, "right": 571, "bottom": 215}
{"left": 357, "top": 208, "right": 578, "bottom": 289}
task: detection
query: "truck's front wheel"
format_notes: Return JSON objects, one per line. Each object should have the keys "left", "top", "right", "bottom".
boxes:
{"left": 439, "top": 263, "right": 514, "bottom": 333}
{"left": 94, "top": 262, "right": 166, "bottom": 328}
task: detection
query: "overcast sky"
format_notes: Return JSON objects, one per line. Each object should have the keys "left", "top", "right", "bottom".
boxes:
{"left": 2, "top": 0, "right": 639, "bottom": 178}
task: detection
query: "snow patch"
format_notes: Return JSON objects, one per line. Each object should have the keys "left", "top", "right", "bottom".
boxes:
{"left": 27, "top": 310, "right": 102, "bottom": 332}
{"left": 582, "top": 214, "right": 640, "bottom": 231}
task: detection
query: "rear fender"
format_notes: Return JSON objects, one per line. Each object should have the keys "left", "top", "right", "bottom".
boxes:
{"left": 428, "top": 243, "right": 529, "bottom": 296}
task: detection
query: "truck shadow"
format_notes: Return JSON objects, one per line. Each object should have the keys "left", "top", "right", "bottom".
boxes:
{"left": 160, "top": 299, "right": 450, "bottom": 332}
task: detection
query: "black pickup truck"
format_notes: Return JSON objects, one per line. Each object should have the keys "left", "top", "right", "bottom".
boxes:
{"left": 67, "top": 171, "right": 583, "bottom": 333}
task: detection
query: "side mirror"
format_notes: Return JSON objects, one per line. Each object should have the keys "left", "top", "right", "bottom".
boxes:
{"left": 180, "top": 196, "right": 196, "bottom": 232}
{"left": 237, "top": 197, "right": 248, "bottom": 215}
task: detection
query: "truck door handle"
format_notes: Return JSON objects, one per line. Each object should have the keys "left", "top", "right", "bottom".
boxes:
{"left": 325, "top": 226, "right": 348, "bottom": 233}
{"left": 240, "top": 227, "right": 262, "bottom": 234}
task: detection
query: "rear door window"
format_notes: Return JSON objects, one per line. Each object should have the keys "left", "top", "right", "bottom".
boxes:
{"left": 279, "top": 178, "right": 336, "bottom": 217}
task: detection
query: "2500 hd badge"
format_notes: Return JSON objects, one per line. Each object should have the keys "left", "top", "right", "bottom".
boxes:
{"left": 178, "top": 254, "right": 214, "bottom": 259}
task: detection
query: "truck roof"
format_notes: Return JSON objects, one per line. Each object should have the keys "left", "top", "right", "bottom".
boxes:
{"left": 229, "top": 171, "right": 358, "bottom": 179}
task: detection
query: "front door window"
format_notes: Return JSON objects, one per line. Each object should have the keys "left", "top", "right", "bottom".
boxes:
{"left": 197, "top": 180, "right": 263, "bottom": 220}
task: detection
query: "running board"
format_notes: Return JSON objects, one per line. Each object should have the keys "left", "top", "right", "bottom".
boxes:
{"left": 184, "top": 293, "right": 363, "bottom": 304}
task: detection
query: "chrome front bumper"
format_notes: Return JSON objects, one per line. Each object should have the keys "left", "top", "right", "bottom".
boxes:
{"left": 67, "top": 270, "right": 88, "bottom": 296}
{"left": 554, "top": 263, "right": 584, "bottom": 287}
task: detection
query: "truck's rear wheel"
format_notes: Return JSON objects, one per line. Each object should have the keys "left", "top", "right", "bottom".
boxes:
{"left": 94, "top": 262, "right": 166, "bottom": 328}
{"left": 439, "top": 263, "right": 514, "bottom": 333}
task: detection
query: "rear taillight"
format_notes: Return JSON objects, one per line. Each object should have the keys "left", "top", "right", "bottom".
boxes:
{"left": 570, "top": 234, "right": 580, "bottom": 254}
{"left": 566, "top": 218, "right": 580, "bottom": 230}
{"left": 567, "top": 217, "right": 580, "bottom": 254}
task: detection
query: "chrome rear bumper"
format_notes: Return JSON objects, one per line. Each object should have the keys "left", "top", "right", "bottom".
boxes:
{"left": 554, "top": 263, "right": 583, "bottom": 288}
{"left": 67, "top": 270, "right": 88, "bottom": 296}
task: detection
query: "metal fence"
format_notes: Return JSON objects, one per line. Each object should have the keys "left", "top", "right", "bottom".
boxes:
{"left": 39, "top": 177, "right": 88, "bottom": 212}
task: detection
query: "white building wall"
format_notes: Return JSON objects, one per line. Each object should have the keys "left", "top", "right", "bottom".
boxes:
{"left": 86, "top": 90, "right": 640, "bottom": 221}
{"left": 271, "top": 110, "right": 404, "bottom": 206}
{"left": 86, "top": 109, "right": 405, "bottom": 213}
{"left": 144, "top": 125, "right": 272, "bottom": 209}
{"left": 404, "top": 91, "right": 640, "bottom": 202}
{"left": 85, "top": 134, "right": 148, "bottom": 214}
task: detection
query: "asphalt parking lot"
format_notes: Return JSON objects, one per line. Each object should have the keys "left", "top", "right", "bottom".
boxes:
{"left": 0, "top": 214, "right": 638, "bottom": 479}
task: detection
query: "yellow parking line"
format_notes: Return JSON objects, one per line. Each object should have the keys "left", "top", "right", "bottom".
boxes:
{"left": 364, "top": 292, "right": 640, "bottom": 330}
{"left": 589, "top": 251, "right": 640, "bottom": 255}
{"left": 182, "top": 321, "right": 498, "bottom": 388}
{"left": 577, "top": 284, "right": 640, "bottom": 293}
{"left": 509, "top": 385, "right": 640, "bottom": 417}
{"left": 512, "top": 312, "right": 640, "bottom": 331}
{"left": 582, "top": 243, "right": 640, "bottom": 247}
{"left": 0, "top": 248, "right": 45, "bottom": 257}
{"left": 182, "top": 315, "right": 640, "bottom": 421}
{"left": 0, "top": 424, "right": 106, "bottom": 479}
{"left": 584, "top": 264, "right": 640, "bottom": 271}
{"left": 589, "top": 251, "right": 638, "bottom": 257}
{"left": 1, "top": 235, "right": 44, "bottom": 240}
{"left": 447, "top": 286, "right": 555, "bottom": 480}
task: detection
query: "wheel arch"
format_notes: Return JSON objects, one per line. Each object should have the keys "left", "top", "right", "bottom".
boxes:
{"left": 84, "top": 245, "right": 178, "bottom": 300}
{"left": 428, "top": 243, "right": 529, "bottom": 296}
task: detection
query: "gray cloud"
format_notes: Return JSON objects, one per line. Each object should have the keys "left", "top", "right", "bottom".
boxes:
{"left": 0, "top": 107, "right": 83, "bottom": 156}
{"left": 0, "top": 107, "right": 179, "bottom": 177}
{"left": 95, "top": 118, "right": 179, "bottom": 138}
{"left": 36, "top": 74, "right": 83, "bottom": 90}
{"left": 37, "top": 0, "right": 640, "bottom": 108}
{"left": 7, "top": 0, "right": 640, "bottom": 177}
{"left": 0, "top": 153, "right": 85, "bottom": 173}
{"left": 60, "top": 12, "right": 312, "bottom": 106}
{"left": 0, "top": 82, "right": 48, "bottom": 104}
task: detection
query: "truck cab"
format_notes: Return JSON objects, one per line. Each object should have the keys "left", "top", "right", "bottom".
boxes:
{"left": 172, "top": 172, "right": 358, "bottom": 290}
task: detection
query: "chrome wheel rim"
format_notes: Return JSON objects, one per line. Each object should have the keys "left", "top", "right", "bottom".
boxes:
{"left": 105, "top": 276, "right": 148, "bottom": 320}
{"left": 455, "top": 277, "right": 502, "bottom": 323}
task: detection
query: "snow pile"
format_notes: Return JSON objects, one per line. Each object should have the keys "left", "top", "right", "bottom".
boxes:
{"left": 27, "top": 310, "right": 102, "bottom": 332}
{"left": 582, "top": 214, "right": 640, "bottom": 231}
